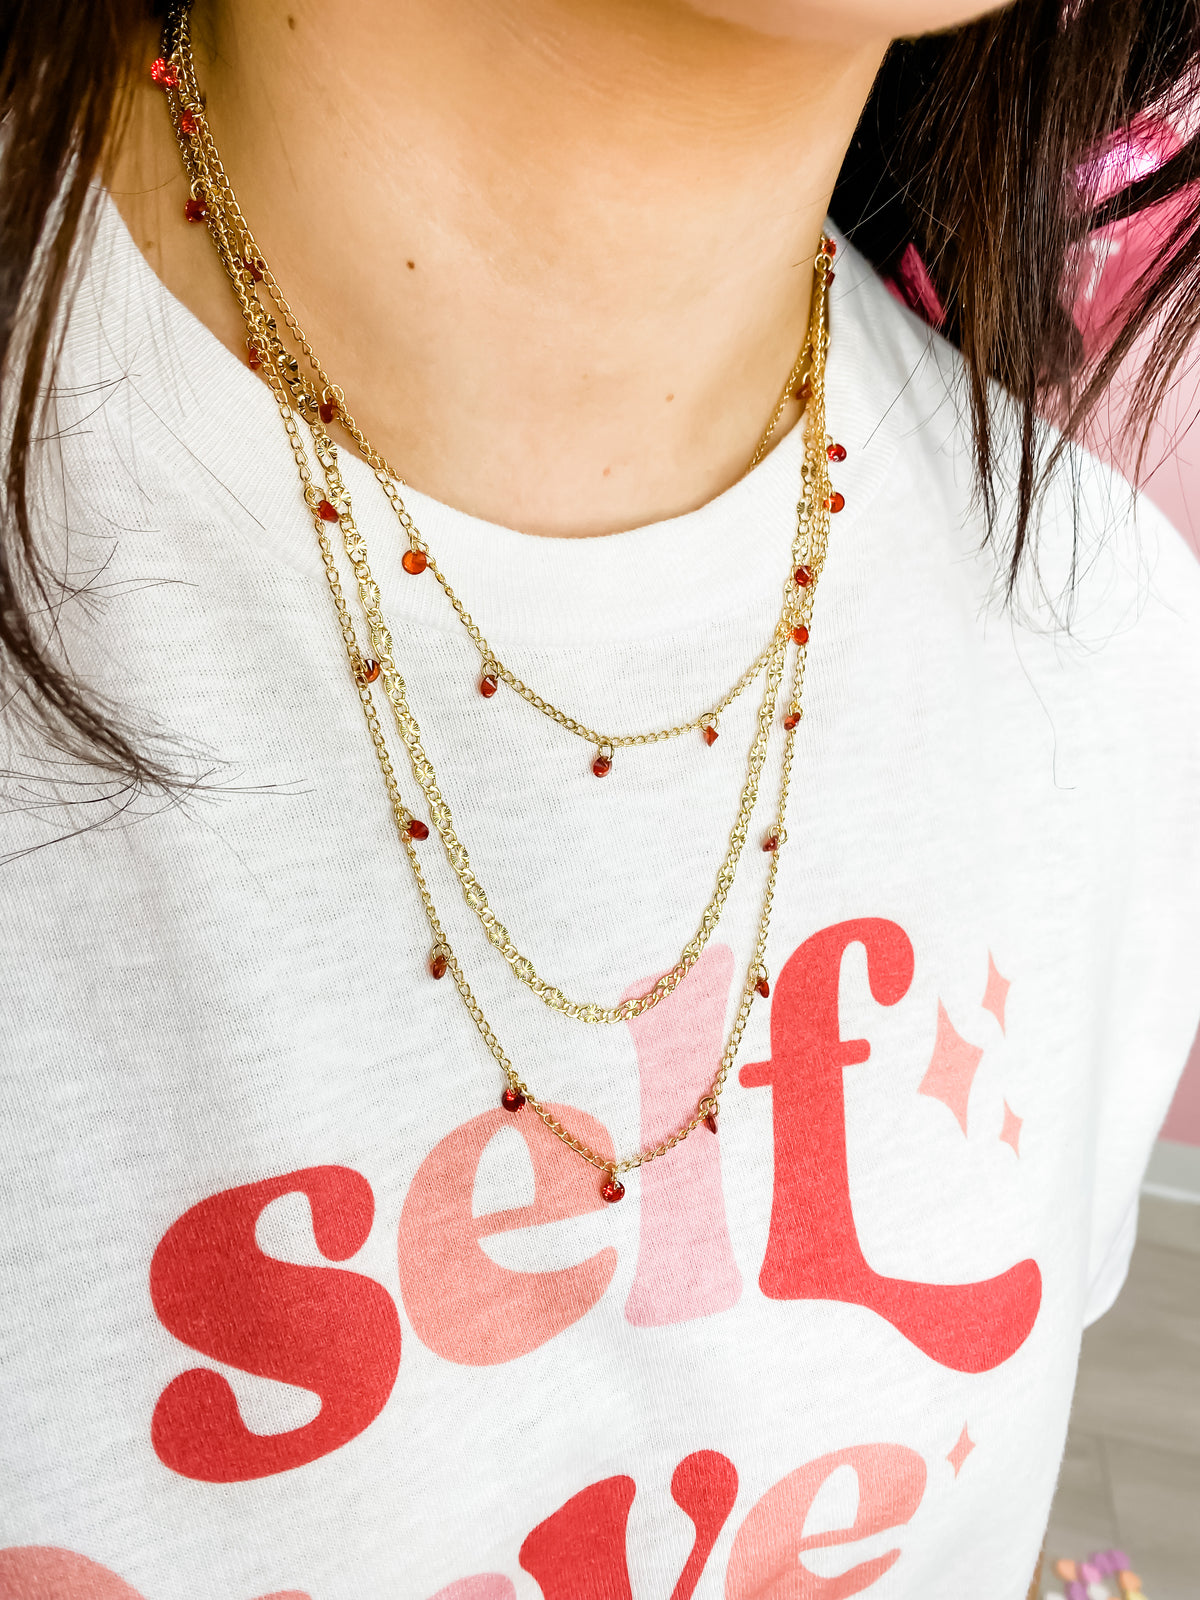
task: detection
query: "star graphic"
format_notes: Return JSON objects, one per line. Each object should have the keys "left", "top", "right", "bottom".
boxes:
{"left": 947, "top": 1424, "right": 975, "bottom": 1477}
{"left": 982, "top": 951, "right": 1011, "bottom": 1033}
{"left": 918, "top": 1002, "right": 984, "bottom": 1135}
{"left": 999, "top": 1100, "right": 1023, "bottom": 1156}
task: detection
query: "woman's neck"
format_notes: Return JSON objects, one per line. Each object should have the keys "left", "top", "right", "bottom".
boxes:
{"left": 112, "top": 0, "right": 885, "bottom": 535}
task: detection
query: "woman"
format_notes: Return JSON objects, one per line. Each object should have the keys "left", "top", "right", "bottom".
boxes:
{"left": 1, "top": 1, "right": 1198, "bottom": 1595}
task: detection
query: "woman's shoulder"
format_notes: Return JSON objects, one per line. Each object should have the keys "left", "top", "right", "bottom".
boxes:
{"left": 832, "top": 229, "right": 1200, "bottom": 647}
{"left": 828, "top": 234, "right": 1200, "bottom": 837}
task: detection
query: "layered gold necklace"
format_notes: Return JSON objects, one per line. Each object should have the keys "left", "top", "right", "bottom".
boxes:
{"left": 153, "top": 7, "right": 844, "bottom": 1199}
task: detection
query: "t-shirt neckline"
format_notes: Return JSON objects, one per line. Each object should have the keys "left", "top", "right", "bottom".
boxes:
{"left": 77, "top": 191, "right": 902, "bottom": 645}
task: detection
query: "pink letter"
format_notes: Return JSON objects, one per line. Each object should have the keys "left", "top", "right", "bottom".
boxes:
{"left": 398, "top": 1104, "right": 618, "bottom": 1365}
{"left": 740, "top": 920, "right": 1041, "bottom": 1372}
{"left": 624, "top": 945, "right": 743, "bottom": 1326}
{"left": 0, "top": 1548, "right": 146, "bottom": 1600}
{"left": 0, "top": 1549, "right": 313, "bottom": 1600}
{"left": 725, "top": 1445, "right": 927, "bottom": 1599}
{"left": 426, "top": 1581, "right": 516, "bottom": 1600}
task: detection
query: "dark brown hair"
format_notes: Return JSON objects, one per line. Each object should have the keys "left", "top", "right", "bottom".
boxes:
{"left": 832, "top": 0, "right": 1200, "bottom": 548}
{"left": 2, "top": 0, "right": 1200, "bottom": 783}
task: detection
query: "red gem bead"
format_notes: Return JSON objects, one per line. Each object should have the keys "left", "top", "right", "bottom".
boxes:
{"left": 826, "top": 491, "right": 845, "bottom": 513}
{"left": 793, "top": 377, "right": 813, "bottom": 404}
{"left": 318, "top": 399, "right": 337, "bottom": 423}
{"left": 600, "top": 1175, "right": 626, "bottom": 1203}
{"left": 783, "top": 712, "right": 801, "bottom": 730}
{"left": 704, "top": 1112, "right": 718, "bottom": 1134}
{"left": 183, "top": 196, "right": 207, "bottom": 223}
{"left": 246, "top": 345, "right": 263, "bottom": 370}
{"left": 792, "top": 624, "right": 810, "bottom": 646}
{"left": 318, "top": 498, "right": 339, "bottom": 522}
{"left": 702, "top": 724, "right": 719, "bottom": 747}
{"left": 826, "top": 237, "right": 837, "bottom": 257}
{"left": 429, "top": 952, "right": 448, "bottom": 980}
{"left": 592, "top": 757, "right": 612, "bottom": 778}
{"left": 827, "top": 442, "right": 847, "bottom": 462}
{"left": 794, "top": 564, "right": 812, "bottom": 587}
{"left": 756, "top": 976, "right": 771, "bottom": 999}
{"left": 407, "top": 818, "right": 430, "bottom": 841}
{"left": 763, "top": 834, "right": 779, "bottom": 853}
{"left": 402, "top": 549, "right": 428, "bottom": 576}
{"left": 480, "top": 673, "right": 499, "bottom": 698}
{"left": 243, "top": 256, "right": 264, "bottom": 283}
{"left": 178, "top": 109, "right": 198, "bottom": 137}
{"left": 824, "top": 269, "right": 836, "bottom": 287}
{"left": 150, "top": 57, "right": 179, "bottom": 88}
{"left": 501, "top": 1087, "right": 526, "bottom": 1112}
{"left": 360, "top": 659, "right": 380, "bottom": 684}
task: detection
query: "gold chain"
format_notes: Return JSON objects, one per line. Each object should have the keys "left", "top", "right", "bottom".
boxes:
{"left": 160, "top": 14, "right": 832, "bottom": 1027}
{"left": 748, "top": 346, "right": 815, "bottom": 471}
{"left": 155, "top": 9, "right": 836, "bottom": 1186}
{"left": 160, "top": 14, "right": 808, "bottom": 757}
{"left": 318, "top": 435, "right": 793, "bottom": 1026}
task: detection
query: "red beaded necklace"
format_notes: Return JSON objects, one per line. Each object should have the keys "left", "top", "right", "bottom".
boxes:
{"left": 153, "top": 5, "right": 845, "bottom": 1197}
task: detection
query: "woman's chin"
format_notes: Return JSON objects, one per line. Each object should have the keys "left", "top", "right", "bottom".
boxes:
{"left": 679, "top": 0, "right": 1011, "bottom": 42}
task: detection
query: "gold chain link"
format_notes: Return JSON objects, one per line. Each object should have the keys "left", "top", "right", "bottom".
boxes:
{"left": 163, "top": 11, "right": 830, "bottom": 1027}
{"left": 315, "top": 433, "right": 794, "bottom": 1026}
{"left": 164, "top": 11, "right": 809, "bottom": 754}
{"left": 158, "top": 7, "right": 835, "bottom": 1181}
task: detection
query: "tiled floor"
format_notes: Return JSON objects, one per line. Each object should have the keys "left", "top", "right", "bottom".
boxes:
{"left": 1042, "top": 1196, "right": 1200, "bottom": 1598}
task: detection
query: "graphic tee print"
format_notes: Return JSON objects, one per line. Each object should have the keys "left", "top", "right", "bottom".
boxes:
{"left": 1, "top": 205, "right": 1199, "bottom": 1600}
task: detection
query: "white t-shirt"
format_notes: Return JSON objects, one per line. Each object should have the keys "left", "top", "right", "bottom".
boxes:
{"left": 2, "top": 198, "right": 1199, "bottom": 1600}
